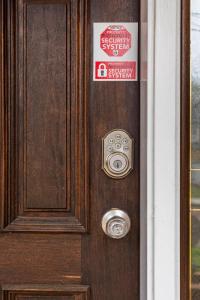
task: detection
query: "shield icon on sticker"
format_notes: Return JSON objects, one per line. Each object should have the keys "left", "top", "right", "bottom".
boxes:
{"left": 113, "top": 50, "right": 119, "bottom": 56}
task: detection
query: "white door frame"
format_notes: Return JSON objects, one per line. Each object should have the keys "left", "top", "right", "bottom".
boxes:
{"left": 141, "top": 1, "right": 181, "bottom": 299}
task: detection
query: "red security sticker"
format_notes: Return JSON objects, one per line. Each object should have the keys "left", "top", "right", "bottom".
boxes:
{"left": 93, "top": 23, "right": 138, "bottom": 81}
{"left": 100, "top": 25, "right": 132, "bottom": 57}
{"left": 95, "top": 61, "right": 137, "bottom": 80}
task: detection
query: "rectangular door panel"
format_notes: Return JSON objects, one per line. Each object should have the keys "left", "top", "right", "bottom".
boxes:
{"left": 1, "top": 285, "right": 89, "bottom": 300}
{"left": 0, "top": 234, "right": 81, "bottom": 284}
{"left": 26, "top": 2, "right": 68, "bottom": 211}
{"left": 0, "top": 0, "right": 89, "bottom": 232}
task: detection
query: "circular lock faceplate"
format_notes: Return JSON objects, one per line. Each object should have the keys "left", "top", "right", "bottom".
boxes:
{"left": 107, "top": 153, "right": 128, "bottom": 174}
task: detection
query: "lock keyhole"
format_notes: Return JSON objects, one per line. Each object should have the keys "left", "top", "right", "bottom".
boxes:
{"left": 113, "top": 160, "right": 122, "bottom": 169}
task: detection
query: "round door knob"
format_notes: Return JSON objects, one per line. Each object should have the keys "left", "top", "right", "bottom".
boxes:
{"left": 101, "top": 209, "right": 131, "bottom": 239}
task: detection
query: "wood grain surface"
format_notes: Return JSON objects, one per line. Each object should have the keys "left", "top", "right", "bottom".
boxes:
{"left": 82, "top": 1, "right": 140, "bottom": 299}
{"left": 0, "top": 0, "right": 140, "bottom": 299}
{"left": 181, "top": 0, "right": 190, "bottom": 299}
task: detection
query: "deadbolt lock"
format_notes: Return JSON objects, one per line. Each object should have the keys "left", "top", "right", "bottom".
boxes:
{"left": 102, "top": 129, "right": 133, "bottom": 179}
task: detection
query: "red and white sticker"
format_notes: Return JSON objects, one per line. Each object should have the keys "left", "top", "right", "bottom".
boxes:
{"left": 93, "top": 23, "right": 138, "bottom": 81}
{"left": 96, "top": 61, "right": 136, "bottom": 80}
{"left": 100, "top": 25, "right": 131, "bottom": 57}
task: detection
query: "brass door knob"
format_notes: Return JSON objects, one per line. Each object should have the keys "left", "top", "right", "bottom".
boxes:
{"left": 101, "top": 209, "right": 131, "bottom": 239}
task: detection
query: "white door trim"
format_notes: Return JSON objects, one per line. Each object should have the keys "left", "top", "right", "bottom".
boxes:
{"left": 144, "top": 1, "right": 181, "bottom": 299}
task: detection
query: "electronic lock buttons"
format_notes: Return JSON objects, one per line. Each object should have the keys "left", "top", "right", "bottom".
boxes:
{"left": 102, "top": 129, "right": 133, "bottom": 179}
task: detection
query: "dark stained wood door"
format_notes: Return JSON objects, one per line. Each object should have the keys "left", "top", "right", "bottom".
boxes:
{"left": 0, "top": 0, "right": 140, "bottom": 299}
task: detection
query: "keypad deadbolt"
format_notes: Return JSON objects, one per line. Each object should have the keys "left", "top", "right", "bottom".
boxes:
{"left": 102, "top": 129, "right": 133, "bottom": 179}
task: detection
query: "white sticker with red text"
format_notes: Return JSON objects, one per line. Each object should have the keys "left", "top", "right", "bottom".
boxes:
{"left": 93, "top": 23, "right": 138, "bottom": 81}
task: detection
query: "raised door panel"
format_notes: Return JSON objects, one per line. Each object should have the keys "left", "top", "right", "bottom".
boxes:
{"left": 2, "top": 285, "right": 89, "bottom": 300}
{"left": 16, "top": 298, "right": 74, "bottom": 300}
{"left": 0, "top": 0, "right": 89, "bottom": 232}
{"left": 0, "top": 234, "right": 81, "bottom": 284}
{"left": 26, "top": 3, "right": 68, "bottom": 211}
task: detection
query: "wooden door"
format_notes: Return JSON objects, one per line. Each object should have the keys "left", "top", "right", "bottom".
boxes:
{"left": 0, "top": 0, "right": 140, "bottom": 299}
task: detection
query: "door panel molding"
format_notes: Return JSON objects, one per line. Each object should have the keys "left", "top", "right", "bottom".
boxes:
{"left": 1, "top": 284, "right": 89, "bottom": 300}
{"left": 0, "top": 0, "right": 89, "bottom": 232}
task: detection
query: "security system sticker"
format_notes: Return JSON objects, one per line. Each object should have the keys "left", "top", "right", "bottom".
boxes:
{"left": 93, "top": 23, "right": 138, "bottom": 81}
